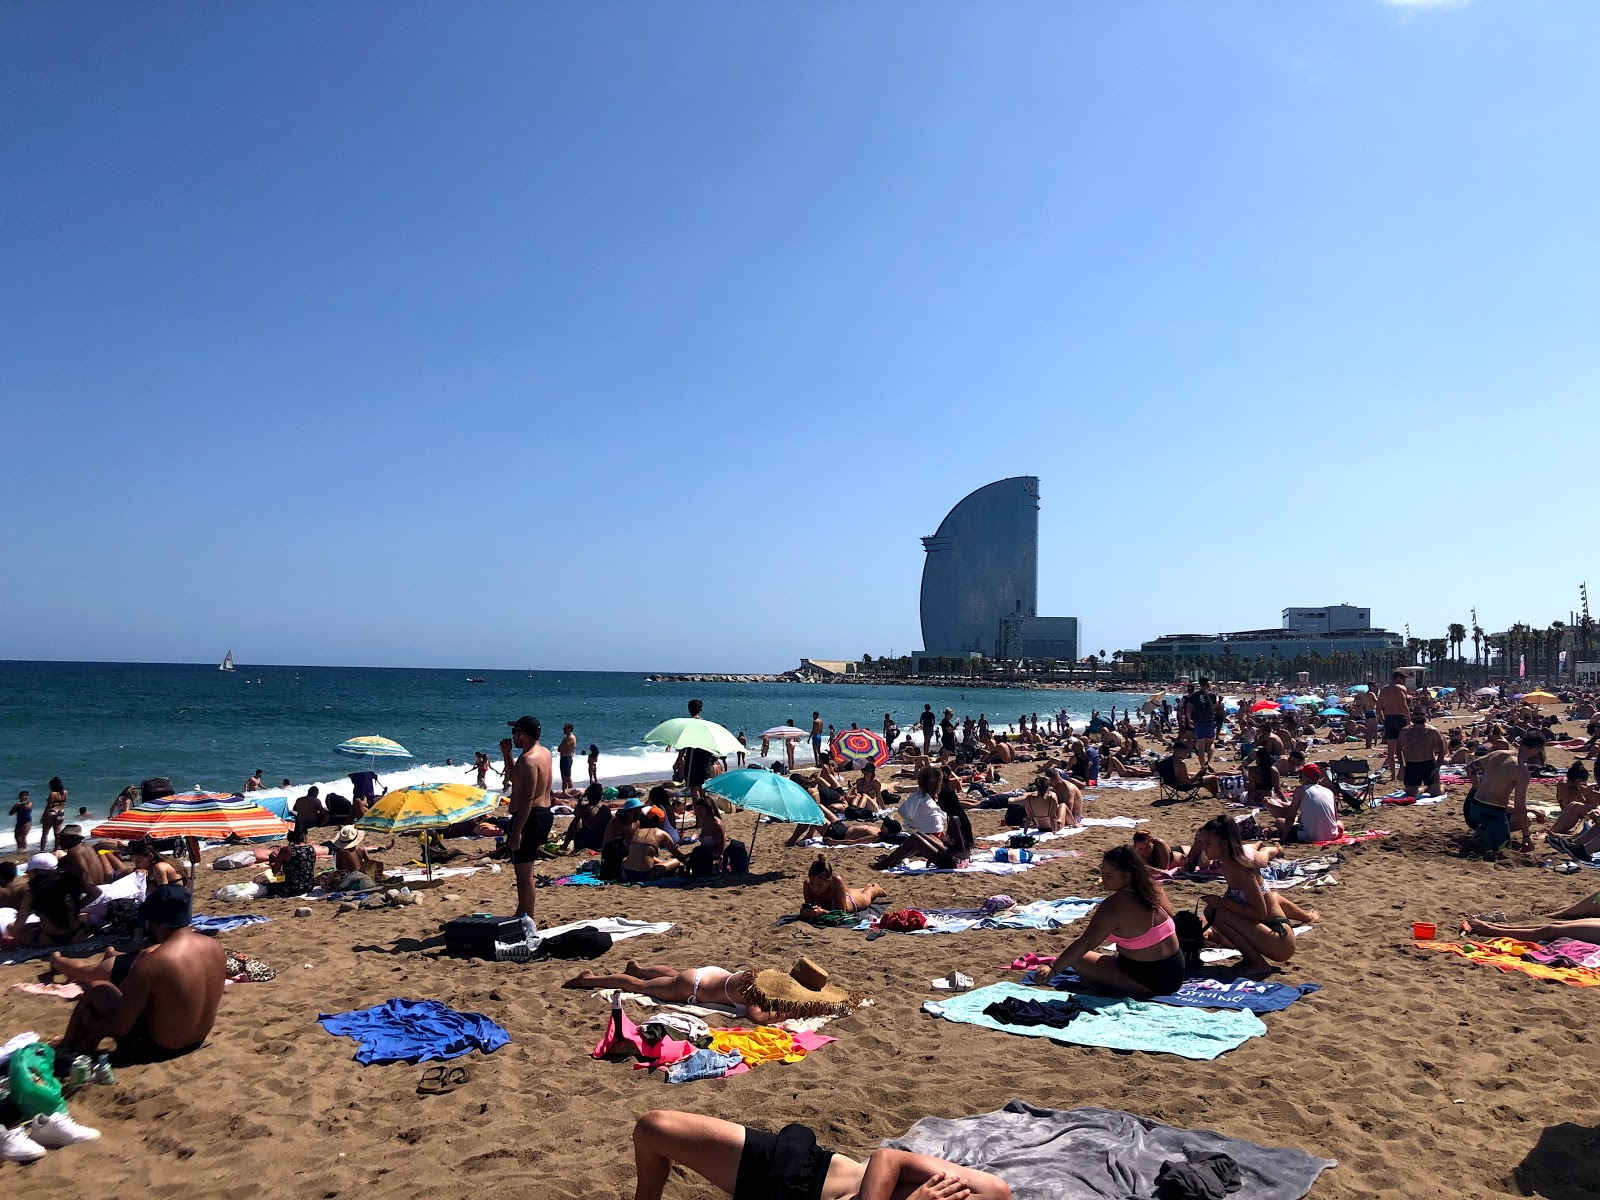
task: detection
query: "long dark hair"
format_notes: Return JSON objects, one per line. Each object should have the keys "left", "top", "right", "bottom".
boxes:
{"left": 937, "top": 790, "right": 973, "bottom": 853}
{"left": 48, "top": 777, "right": 64, "bottom": 794}
{"left": 1198, "top": 814, "right": 1249, "bottom": 866}
{"left": 1103, "top": 844, "right": 1160, "bottom": 911}
{"left": 1253, "top": 747, "right": 1275, "bottom": 784}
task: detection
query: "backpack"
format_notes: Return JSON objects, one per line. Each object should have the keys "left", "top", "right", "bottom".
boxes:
{"left": 721, "top": 839, "right": 749, "bottom": 875}
{"left": 534, "top": 926, "right": 613, "bottom": 960}
{"left": 1174, "top": 910, "right": 1206, "bottom": 971}
{"left": 598, "top": 837, "right": 627, "bottom": 882}
{"left": 1190, "top": 691, "right": 1217, "bottom": 724}
{"left": 684, "top": 843, "right": 718, "bottom": 879}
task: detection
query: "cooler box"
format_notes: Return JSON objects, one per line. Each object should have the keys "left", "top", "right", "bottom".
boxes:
{"left": 441, "top": 915, "right": 523, "bottom": 959}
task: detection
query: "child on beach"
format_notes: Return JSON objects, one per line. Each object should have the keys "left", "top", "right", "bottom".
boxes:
{"left": 588, "top": 744, "right": 600, "bottom": 786}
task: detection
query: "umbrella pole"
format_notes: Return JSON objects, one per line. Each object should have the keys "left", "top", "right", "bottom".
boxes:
{"left": 747, "top": 813, "right": 761, "bottom": 866}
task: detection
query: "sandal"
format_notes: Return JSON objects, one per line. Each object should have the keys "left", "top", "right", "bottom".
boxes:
{"left": 416, "top": 1064, "right": 469, "bottom": 1096}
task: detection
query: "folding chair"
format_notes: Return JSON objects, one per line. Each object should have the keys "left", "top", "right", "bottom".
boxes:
{"left": 1325, "top": 757, "right": 1375, "bottom": 812}
{"left": 1155, "top": 757, "right": 1206, "bottom": 803}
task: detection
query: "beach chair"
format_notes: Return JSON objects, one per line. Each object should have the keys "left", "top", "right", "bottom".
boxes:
{"left": 1155, "top": 757, "right": 1206, "bottom": 803}
{"left": 1325, "top": 758, "right": 1374, "bottom": 812}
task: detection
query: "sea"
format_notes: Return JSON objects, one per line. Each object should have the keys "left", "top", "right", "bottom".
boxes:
{"left": 0, "top": 661, "right": 1143, "bottom": 851}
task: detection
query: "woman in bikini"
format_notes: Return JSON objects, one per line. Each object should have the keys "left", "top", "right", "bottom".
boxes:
{"left": 1193, "top": 815, "right": 1297, "bottom": 971}
{"left": 1131, "top": 829, "right": 1183, "bottom": 871}
{"left": 801, "top": 856, "right": 886, "bottom": 917}
{"left": 631, "top": 1109, "right": 1011, "bottom": 1200}
{"left": 561, "top": 963, "right": 778, "bottom": 1024}
{"left": 1054, "top": 844, "right": 1185, "bottom": 997}
{"left": 38, "top": 778, "right": 68, "bottom": 853}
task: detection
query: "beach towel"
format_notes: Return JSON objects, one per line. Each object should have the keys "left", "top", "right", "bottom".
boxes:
{"left": 1260, "top": 855, "right": 1341, "bottom": 891}
{"left": 319, "top": 998, "right": 511, "bottom": 1064}
{"left": 190, "top": 914, "right": 270, "bottom": 934}
{"left": 1380, "top": 791, "right": 1444, "bottom": 806}
{"left": 1311, "top": 829, "right": 1388, "bottom": 847}
{"left": 977, "top": 898, "right": 1100, "bottom": 931}
{"left": 533, "top": 917, "right": 673, "bottom": 947}
{"left": 0, "top": 935, "right": 130, "bottom": 967}
{"left": 882, "top": 1099, "right": 1336, "bottom": 1200}
{"left": 1419, "top": 937, "right": 1600, "bottom": 987}
{"left": 801, "top": 839, "right": 898, "bottom": 850}
{"left": 922, "top": 981, "right": 1266, "bottom": 1059}
{"left": 885, "top": 856, "right": 1053, "bottom": 877}
{"left": 979, "top": 817, "right": 1143, "bottom": 845}
{"left": 1083, "top": 778, "right": 1159, "bottom": 792}
{"left": 1524, "top": 937, "right": 1600, "bottom": 969}
{"left": 1035, "top": 970, "right": 1321, "bottom": 1013}
{"left": 9, "top": 983, "right": 83, "bottom": 1000}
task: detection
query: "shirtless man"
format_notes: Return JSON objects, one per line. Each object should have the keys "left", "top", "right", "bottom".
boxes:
{"left": 1376, "top": 672, "right": 1412, "bottom": 774}
{"left": 243, "top": 770, "right": 264, "bottom": 793}
{"left": 1464, "top": 734, "right": 1540, "bottom": 854}
{"left": 59, "top": 826, "right": 117, "bottom": 889}
{"left": 1397, "top": 712, "right": 1446, "bottom": 799}
{"left": 1360, "top": 682, "right": 1380, "bottom": 750}
{"left": 560, "top": 723, "right": 579, "bottom": 800}
{"left": 293, "top": 786, "right": 323, "bottom": 836}
{"left": 1025, "top": 771, "right": 1081, "bottom": 832}
{"left": 55, "top": 885, "right": 224, "bottom": 1064}
{"left": 502, "top": 714, "right": 553, "bottom": 936}
{"left": 810, "top": 712, "right": 825, "bottom": 767}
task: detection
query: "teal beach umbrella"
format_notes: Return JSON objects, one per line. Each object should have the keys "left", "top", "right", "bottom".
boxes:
{"left": 703, "top": 768, "right": 829, "bottom": 863}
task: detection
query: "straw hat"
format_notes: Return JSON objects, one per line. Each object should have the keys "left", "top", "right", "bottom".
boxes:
{"left": 737, "top": 957, "right": 858, "bottom": 1019}
{"left": 330, "top": 825, "right": 365, "bottom": 850}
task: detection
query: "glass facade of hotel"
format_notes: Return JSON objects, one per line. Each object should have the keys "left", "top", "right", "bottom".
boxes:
{"left": 919, "top": 476, "right": 1039, "bottom": 657}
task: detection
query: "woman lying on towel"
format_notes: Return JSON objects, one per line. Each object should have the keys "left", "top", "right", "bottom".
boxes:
{"left": 562, "top": 963, "right": 778, "bottom": 1023}
{"left": 631, "top": 1109, "right": 1011, "bottom": 1200}
{"left": 1194, "top": 816, "right": 1297, "bottom": 972}
{"left": 1054, "top": 845, "right": 1185, "bottom": 997}
{"left": 801, "top": 856, "right": 888, "bottom": 917}
{"left": 1466, "top": 889, "right": 1600, "bottom": 942}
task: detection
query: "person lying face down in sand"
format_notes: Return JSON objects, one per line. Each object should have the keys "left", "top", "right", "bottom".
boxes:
{"left": 631, "top": 1109, "right": 1011, "bottom": 1200}
{"left": 564, "top": 963, "right": 776, "bottom": 1022}
{"left": 53, "top": 884, "right": 224, "bottom": 1065}
{"left": 801, "top": 855, "right": 888, "bottom": 917}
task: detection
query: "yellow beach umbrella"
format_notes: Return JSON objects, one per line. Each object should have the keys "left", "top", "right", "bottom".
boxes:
{"left": 1521, "top": 691, "right": 1561, "bottom": 706}
{"left": 356, "top": 782, "right": 496, "bottom": 879}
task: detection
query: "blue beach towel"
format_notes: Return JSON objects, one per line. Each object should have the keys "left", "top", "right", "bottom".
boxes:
{"left": 319, "top": 998, "right": 510, "bottom": 1065}
{"left": 1035, "top": 970, "right": 1320, "bottom": 1013}
{"left": 923, "top": 981, "right": 1265, "bottom": 1060}
{"left": 190, "top": 914, "right": 270, "bottom": 934}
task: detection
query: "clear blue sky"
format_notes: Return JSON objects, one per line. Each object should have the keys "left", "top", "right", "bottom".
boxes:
{"left": 3, "top": 1, "right": 1594, "bottom": 671}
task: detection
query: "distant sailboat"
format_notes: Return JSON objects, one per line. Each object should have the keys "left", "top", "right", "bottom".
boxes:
{"left": 219, "top": 650, "right": 235, "bottom": 672}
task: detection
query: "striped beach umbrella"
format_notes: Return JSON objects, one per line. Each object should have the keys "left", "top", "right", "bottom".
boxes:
{"left": 831, "top": 728, "right": 890, "bottom": 767}
{"left": 355, "top": 783, "right": 496, "bottom": 880}
{"left": 89, "top": 792, "right": 293, "bottom": 842}
{"left": 334, "top": 735, "right": 413, "bottom": 760}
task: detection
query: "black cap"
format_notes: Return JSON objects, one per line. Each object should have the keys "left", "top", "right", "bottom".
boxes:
{"left": 141, "top": 884, "right": 192, "bottom": 928}
{"left": 140, "top": 777, "right": 175, "bottom": 804}
{"left": 508, "top": 716, "right": 541, "bottom": 738}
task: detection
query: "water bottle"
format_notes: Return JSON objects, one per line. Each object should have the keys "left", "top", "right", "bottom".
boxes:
{"left": 91, "top": 1054, "right": 115, "bottom": 1086}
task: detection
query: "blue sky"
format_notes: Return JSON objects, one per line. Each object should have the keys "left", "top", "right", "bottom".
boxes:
{"left": 3, "top": 1, "right": 1594, "bottom": 671}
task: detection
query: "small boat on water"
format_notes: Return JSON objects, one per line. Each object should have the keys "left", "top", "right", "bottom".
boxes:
{"left": 219, "top": 650, "right": 236, "bottom": 672}
{"left": 466, "top": 676, "right": 485, "bottom": 683}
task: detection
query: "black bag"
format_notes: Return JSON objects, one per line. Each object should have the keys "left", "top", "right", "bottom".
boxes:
{"left": 1175, "top": 910, "right": 1206, "bottom": 971}
{"left": 722, "top": 839, "right": 749, "bottom": 875}
{"left": 598, "top": 837, "right": 627, "bottom": 881}
{"left": 533, "top": 926, "right": 613, "bottom": 960}
{"left": 1007, "top": 834, "right": 1038, "bottom": 849}
{"left": 1003, "top": 802, "right": 1028, "bottom": 828}
{"left": 685, "top": 843, "right": 718, "bottom": 879}
{"left": 1190, "top": 691, "right": 1217, "bottom": 724}
{"left": 442, "top": 915, "right": 525, "bottom": 959}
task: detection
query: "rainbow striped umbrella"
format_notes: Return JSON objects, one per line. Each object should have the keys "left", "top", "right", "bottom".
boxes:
{"left": 831, "top": 728, "right": 889, "bottom": 767}
{"left": 334, "top": 735, "right": 413, "bottom": 760}
{"left": 89, "top": 792, "right": 293, "bottom": 841}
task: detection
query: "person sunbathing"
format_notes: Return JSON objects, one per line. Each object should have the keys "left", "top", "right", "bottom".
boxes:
{"left": 1193, "top": 816, "right": 1297, "bottom": 972}
{"left": 1157, "top": 743, "right": 1223, "bottom": 797}
{"left": 1054, "top": 845, "right": 1184, "bottom": 998}
{"left": 1547, "top": 762, "right": 1600, "bottom": 849}
{"left": 822, "top": 816, "right": 902, "bottom": 846}
{"left": 1465, "top": 890, "right": 1600, "bottom": 943}
{"left": 630, "top": 1108, "right": 1011, "bottom": 1200}
{"left": 1100, "top": 753, "right": 1152, "bottom": 778}
{"left": 55, "top": 885, "right": 224, "bottom": 1064}
{"left": 561, "top": 962, "right": 775, "bottom": 1023}
{"left": 801, "top": 856, "right": 887, "bottom": 916}
{"left": 1132, "top": 829, "right": 1183, "bottom": 871}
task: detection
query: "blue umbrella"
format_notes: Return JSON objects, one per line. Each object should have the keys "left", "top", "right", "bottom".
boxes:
{"left": 1278, "top": 702, "right": 1299, "bottom": 712}
{"left": 703, "top": 768, "right": 829, "bottom": 864}
{"left": 1320, "top": 707, "right": 1347, "bottom": 717}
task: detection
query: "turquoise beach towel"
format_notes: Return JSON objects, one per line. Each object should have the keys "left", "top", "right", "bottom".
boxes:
{"left": 922, "top": 981, "right": 1266, "bottom": 1060}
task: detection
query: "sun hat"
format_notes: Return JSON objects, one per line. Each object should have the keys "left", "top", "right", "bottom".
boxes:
{"left": 25, "top": 853, "right": 57, "bottom": 873}
{"left": 619, "top": 797, "right": 645, "bottom": 812}
{"left": 330, "top": 825, "right": 365, "bottom": 850}
{"left": 736, "top": 957, "right": 858, "bottom": 1019}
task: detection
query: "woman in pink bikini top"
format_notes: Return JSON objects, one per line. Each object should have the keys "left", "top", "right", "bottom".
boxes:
{"left": 1053, "top": 845, "right": 1186, "bottom": 998}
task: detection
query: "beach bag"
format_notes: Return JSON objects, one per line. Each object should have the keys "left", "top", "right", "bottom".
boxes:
{"left": 1007, "top": 834, "right": 1038, "bottom": 849}
{"left": 684, "top": 843, "right": 718, "bottom": 879}
{"left": 1190, "top": 692, "right": 1217, "bottom": 724}
{"left": 534, "top": 926, "right": 613, "bottom": 960}
{"left": 598, "top": 837, "right": 627, "bottom": 882}
{"left": 722, "top": 839, "right": 749, "bottom": 875}
{"left": 1175, "top": 910, "right": 1206, "bottom": 971}
{"left": 1003, "top": 802, "right": 1028, "bottom": 828}
{"left": 9, "top": 1043, "right": 65, "bottom": 1119}
{"left": 878, "top": 909, "right": 928, "bottom": 932}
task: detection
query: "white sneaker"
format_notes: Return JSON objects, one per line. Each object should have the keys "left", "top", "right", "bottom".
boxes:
{"left": 29, "top": 1111, "right": 100, "bottom": 1148}
{"left": 0, "top": 1126, "right": 48, "bottom": 1162}
{"left": 519, "top": 914, "right": 538, "bottom": 941}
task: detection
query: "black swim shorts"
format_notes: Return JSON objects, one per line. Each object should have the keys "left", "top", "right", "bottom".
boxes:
{"left": 1384, "top": 715, "right": 1406, "bottom": 741}
{"left": 112, "top": 1017, "right": 204, "bottom": 1067}
{"left": 1117, "top": 949, "right": 1187, "bottom": 996}
{"left": 513, "top": 807, "right": 555, "bottom": 865}
{"left": 1403, "top": 761, "right": 1437, "bottom": 791}
{"left": 735, "top": 1124, "right": 833, "bottom": 1200}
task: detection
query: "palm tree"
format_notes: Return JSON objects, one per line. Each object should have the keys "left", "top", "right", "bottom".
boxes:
{"left": 1471, "top": 624, "right": 1484, "bottom": 678}
{"left": 1447, "top": 623, "right": 1466, "bottom": 665}
{"left": 1551, "top": 621, "right": 1567, "bottom": 679}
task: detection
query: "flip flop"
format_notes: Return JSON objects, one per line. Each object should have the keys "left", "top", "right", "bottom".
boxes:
{"left": 417, "top": 1064, "right": 469, "bottom": 1096}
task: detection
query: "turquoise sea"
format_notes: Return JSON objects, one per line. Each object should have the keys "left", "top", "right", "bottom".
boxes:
{"left": 0, "top": 660, "right": 1139, "bottom": 836}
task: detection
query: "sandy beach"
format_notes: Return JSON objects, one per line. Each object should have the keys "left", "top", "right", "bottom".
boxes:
{"left": 0, "top": 711, "right": 1595, "bottom": 1199}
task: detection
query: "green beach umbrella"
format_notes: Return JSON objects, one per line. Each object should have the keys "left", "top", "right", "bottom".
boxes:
{"left": 642, "top": 717, "right": 744, "bottom": 758}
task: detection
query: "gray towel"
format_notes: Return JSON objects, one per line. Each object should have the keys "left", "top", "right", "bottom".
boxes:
{"left": 882, "top": 1100, "right": 1335, "bottom": 1200}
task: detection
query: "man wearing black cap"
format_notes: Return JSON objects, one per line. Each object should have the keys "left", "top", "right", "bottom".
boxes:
{"left": 501, "top": 715, "right": 553, "bottom": 937}
{"left": 56, "top": 884, "right": 225, "bottom": 1064}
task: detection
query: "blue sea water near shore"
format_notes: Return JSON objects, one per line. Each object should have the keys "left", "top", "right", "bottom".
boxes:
{"left": 0, "top": 660, "right": 1142, "bottom": 848}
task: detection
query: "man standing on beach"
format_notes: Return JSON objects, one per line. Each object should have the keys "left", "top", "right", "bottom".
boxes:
{"left": 1361, "top": 683, "right": 1380, "bottom": 750}
{"left": 557, "top": 724, "right": 578, "bottom": 798}
{"left": 1376, "top": 672, "right": 1412, "bottom": 774}
{"left": 685, "top": 700, "right": 714, "bottom": 803}
{"left": 920, "top": 705, "right": 936, "bottom": 753}
{"left": 1398, "top": 712, "right": 1446, "bottom": 800}
{"left": 1186, "top": 678, "right": 1221, "bottom": 773}
{"left": 810, "top": 712, "right": 824, "bottom": 767}
{"left": 502, "top": 715, "right": 553, "bottom": 937}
